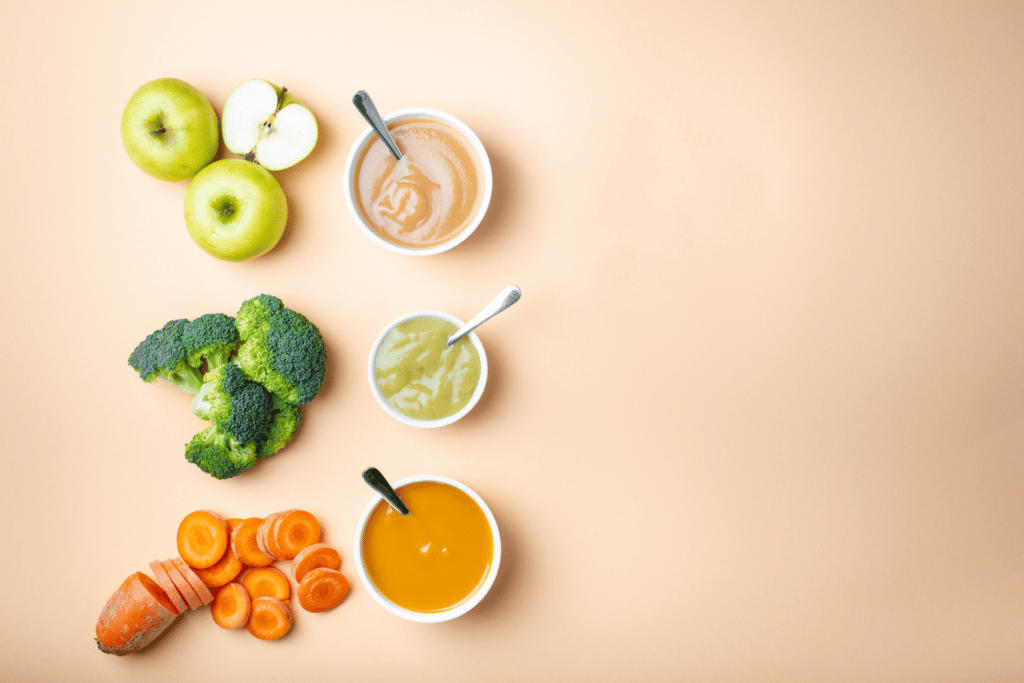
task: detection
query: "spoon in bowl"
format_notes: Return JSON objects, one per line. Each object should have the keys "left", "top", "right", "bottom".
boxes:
{"left": 362, "top": 467, "right": 410, "bottom": 515}
{"left": 353, "top": 91, "right": 403, "bottom": 161}
{"left": 447, "top": 285, "right": 522, "bottom": 347}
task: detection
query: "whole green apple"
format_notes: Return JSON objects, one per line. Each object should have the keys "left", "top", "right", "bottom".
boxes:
{"left": 121, "top": 78, "right": 220, "bottom": 181}
{"left": 184, "top": 159, "right": 288, "bottom": 261}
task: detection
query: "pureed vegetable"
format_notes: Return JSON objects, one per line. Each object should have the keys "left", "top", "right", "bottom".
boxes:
{"left": 374, "top": 316, "right": 481, "bottom": 421}
{"left": 353, "top": 117, "right": 484, "bottom": 249}
{"left": 361, "top": 481, "right": 494, "bottom": 613}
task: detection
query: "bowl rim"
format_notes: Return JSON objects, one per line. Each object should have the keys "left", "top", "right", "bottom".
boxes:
{"left": 367, "top": 309, "right": 488, "bottom": 429}
{"left": 343, "top": 106, "right": 493, "bottom": 256}
{"left": 353, "top": 474, "right": 502, "bottom": 623}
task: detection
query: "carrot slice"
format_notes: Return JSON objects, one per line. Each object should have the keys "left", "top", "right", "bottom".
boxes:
{"left": 177, "top": 510, "right": 229, "bottom": 569}
{"left": 193, "top": 544, "right": 243, "bottom": 588}
{"left": 240, "top": 566, "right": 291, "bottom": 602}
{"left": 297, "top": 567, "right": 349, "bottom": 613}
{"left": 275, "top": 510, "right": 322, "bottom": 560}
{"left": 232, "top": 517, "right": 274, "bottom": 568}
{"left": 247, "top": 597, "right": 291, "bottom": 641}
{"left": 210, "top": 582, "right": 251, "bottom": 630}
{"left": 148, "top": 560, "right": 187, "bottom": 615}
{"left": 96, "top": 572, "right": 180, "bottom": 655}
{"left": 162, "top": 560, "right": 202, "bottom": 610}
{"left": 291, "top": 543, "right": 341, "bottom": 583}
{"left": 226, "top": 518, "right": 244, "bottom": 533}
{"left": 172, "top": 558, "right": 215, "bottom": 605}
{"left": 257, "top": 513, "right": 284, "bottom": 560}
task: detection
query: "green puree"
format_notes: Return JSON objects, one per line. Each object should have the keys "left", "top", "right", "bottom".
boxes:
{"left": 375, "top": 317, "right": 481, "bottom": 420}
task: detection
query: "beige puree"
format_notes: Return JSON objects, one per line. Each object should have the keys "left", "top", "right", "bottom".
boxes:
{"left": 353, "top": 118, "right": 483, "bottom": 249}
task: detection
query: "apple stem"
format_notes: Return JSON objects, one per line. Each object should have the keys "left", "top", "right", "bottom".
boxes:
{"left": 150, "top": 126, "right": 166, "bottom": 136}
{"left": 277, "top": 87, "right": 288, "bottom": 113}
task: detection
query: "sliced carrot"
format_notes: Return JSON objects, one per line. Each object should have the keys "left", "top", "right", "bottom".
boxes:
{"left": 297, "top": 567, "right": 349, "bottom": 613}
{"left": 240, "top": 566, "right": 291, "bottom": 602}
{"left": 172, "top": 557, "right": 215, "bottom": 605}
{"left": 193, "top": 544, "right": 243, "bottom": 588}
{"left": 275, "top": 510, "right": 322, "bottom": 560}
{"left": 177, "top": 510, "right": 229, "bottom": 569}
{"left": 247, "top": 597, "right": 291, "bottom": 641}
{"left": 226, "top": 518, "right": 244, "bottom": 533}
{"left": 291, "top": 543, "right": 341, "bottom": 583}
{"left": 148, "top": 560, "right": 187, "bottom": 615}
{"left": 162, "top": 560, "right": 202, "bottom": 610}
{"left": 210, "top": 582, "right": 251, "bottom": 630}
{"left": 258, "top": 511, "right": 288, "bottom": 560}
{"left": 96, "top": 572, "right": 180, "bottom": 655}
{"left": 232, "top": 517, "right": 274, "bottom": 568}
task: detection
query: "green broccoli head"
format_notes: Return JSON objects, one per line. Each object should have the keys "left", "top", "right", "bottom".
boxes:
{"left": 128, "top": 319, "right": 205, "bottom": 395}
{"left": 190, "top": 363, "right": 273, "bottom": 445}
{"left": 182, "top": 313, "right": 240, "bottom": 371}
{"left": 256, "top": 394, "right": 302, "bottom": 459}
{"left": 235, "top": 294, "right": 327, "bottom": 405}
{"left": 184, "top": 425, "right": 257, "bottom": 479}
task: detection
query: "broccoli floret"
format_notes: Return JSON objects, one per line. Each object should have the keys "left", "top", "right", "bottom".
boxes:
{"left": 128, "top": 319, "right": 204, "bottom": 395}
{"left": 235, "top": 294, "right": 327, "bottom": 405}
{"left": 182, "top": 313, "right": 240, "bottom": 372}
{"left": 184, "top": 426, "right": 257, "bottom": 479}
{"left": 256, "top": 394, "right": 302, "bottom": 459}
{"left": 190, "top": 363, "right": 273, "bottom": 445}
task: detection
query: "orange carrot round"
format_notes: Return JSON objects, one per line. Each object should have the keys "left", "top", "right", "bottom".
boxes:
{"left": 226, "top": 518, "right": 244, "bottom": 533}
{"left": 162, "top": 560, "right": 202, "bottom": 610}
{"left": 96, "top": 572, "right": 180, "bottom": 655}
{"left": 297, "top": 567, "right": 349, "bottom": 613}
{"left": 240, "top": 566, "right": 291, "bottom": 602}
{"left": 177, "top": 510, "right": 229, "bottom": 569}
{"left": 257, "top": 512, "right": 287, "bottom": 560}
{"left": 172, "top": 557, "right": 214, "bottom": 604}
{"left": 247, "top": 597, "right": 291, "bottom": 641}
{"left": 148, "top": 560, "right": 186, "bottom": 615}
{"left": 291, "top": 543, "right": 341, "bottom": 583}
{"left": 193, "top": 545, "right": 243, "bottom": 588}
{"left": 232, "top": 517, "right": 274, "bottom": 568}
{"left": 211, "top": 583, "right": 251, "bottom": 630}
{"left": 275, "top": 509, "right": 322, "bottom": 560}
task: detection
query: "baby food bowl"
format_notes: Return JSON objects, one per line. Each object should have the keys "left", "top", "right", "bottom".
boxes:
{"left": 354, "top": 474, "right": 502, "bottom": 623}
{"left": 343, "top": 107, "right": 493, "bottom": 256}
{"left": 367, "top": 310, "right": 488, "bottom": 429}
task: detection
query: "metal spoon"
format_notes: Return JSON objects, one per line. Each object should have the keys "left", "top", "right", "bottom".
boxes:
{"left": 353, "top": 91, "right": 402, "bottom": 161}
{"left": 362, "top": 467, "right": 410, "bottom": 515}
{"left": 447, "top": 285, "right": 522, "bottom": 346}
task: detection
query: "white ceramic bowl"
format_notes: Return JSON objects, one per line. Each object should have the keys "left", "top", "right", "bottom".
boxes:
{"left": 343, "top": 107, "right": 493, "bottom": 256}
{"left": 353, "top": 474, "right": 501, "bottom": 623}
{"left": 367, "top": 310, "right": 488, "bottom": 428}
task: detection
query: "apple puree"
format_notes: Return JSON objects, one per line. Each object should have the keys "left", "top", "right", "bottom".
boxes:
{"left": 354, "top": 118, "right": 483, "bottom": 249}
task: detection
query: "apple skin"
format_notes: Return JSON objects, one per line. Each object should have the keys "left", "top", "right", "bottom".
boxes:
{"left": 183, "top": 159, "right": 288, "bottom": 261}
{"left": 120, "top": 78, "right": 220, "bottom": 182}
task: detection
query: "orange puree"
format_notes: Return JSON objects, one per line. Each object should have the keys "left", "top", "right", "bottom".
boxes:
{"left": 362, "top": 481, "right": 493, "bottom": 613}
{"left": 353, "top": 118, "right": 483, "bottom": 249}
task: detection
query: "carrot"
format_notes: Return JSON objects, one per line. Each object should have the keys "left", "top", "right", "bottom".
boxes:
{"left": 297, "top": 567, "right": 349, "bottom": 613}
{"left": 148, "top": 560, "right": 187, "bottom": 615}
{"left": 193, "top": 544, "right": 243, "bottom": 588}
{"left": 172, "top": 557, "right": 215, "bottom": 605}
{"left": 162, "top": 560, "right": 202, "bottom": 610}
{"left": 96, "top": 572, "right": 180, "bottom": 655}
{"left": 291, "top": 543, "right": 341, "bottom": 583}
{"left": 246, "top": 597, "right": 291, "bottom": 641}
{"left": 257, "top": 512, "right": 287, "bottom": 560}
{"left": 177, "top": 510, "right": 229, "bottom": 569}
{"left": 232, "top": 517, "right": 274, "bottom": 568}
{"left": 274, "top": 509, "right": 322, "bottom": 560}
{"left": 210, "top": 582, "right": 251, "bottom": 630}
{"left": 240, "top": 566, "right": 291, "bottom": 602}
{"left": 226, "top": 518, "right": 244, "bottom": 533}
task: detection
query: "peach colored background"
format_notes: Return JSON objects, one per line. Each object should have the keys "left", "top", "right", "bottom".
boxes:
{"left": 1, "top": 1, "right": 1022, "bottom": 681}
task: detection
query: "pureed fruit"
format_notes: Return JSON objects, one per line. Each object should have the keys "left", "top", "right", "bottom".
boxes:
{"left": 353, "top": 117, "right": 483, "bottom": 249}
{"left": 361, "top": 481, "right": 493, "bottom": 613}
{"left": 374, "top": 317, "right": 481, "bottom": 421}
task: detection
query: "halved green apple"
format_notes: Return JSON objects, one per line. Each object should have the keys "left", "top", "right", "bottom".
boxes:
{"left": 221, "top": 79, "right": 318, "bottom": 171}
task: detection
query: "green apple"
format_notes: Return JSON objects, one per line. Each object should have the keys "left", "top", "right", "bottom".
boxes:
{"left": 221, "top": 78, "right": 318, "bottom": 171}
{"left": 120, "top": 78, "right": 220, "bottom": 181}
{"left": 183, "top": 159, "right": 287, "bottom": 261}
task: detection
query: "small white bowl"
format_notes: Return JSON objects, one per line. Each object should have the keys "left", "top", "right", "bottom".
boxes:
{"left": 367, "top": 310, "right": 488, "bottom": 428}
{"left": 343, "top": 107, "right": 493, "bottom": 256}
{"left": 353, "top": 474, "right": 501, "bottom": 623}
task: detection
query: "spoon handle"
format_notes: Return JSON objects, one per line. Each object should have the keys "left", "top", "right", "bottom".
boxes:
{"left": 362, "top": 467, "right": 410, "bottom": 515}
{"left": 353, "top": 91, "right": 403, "bottom": 160}
{"left": 447, "top": 285, "right": 522, "bottom": 346}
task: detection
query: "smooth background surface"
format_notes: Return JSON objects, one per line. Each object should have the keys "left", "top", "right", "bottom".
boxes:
{"left": 1, "top": 1, "right": 1022, "bottom": 681}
